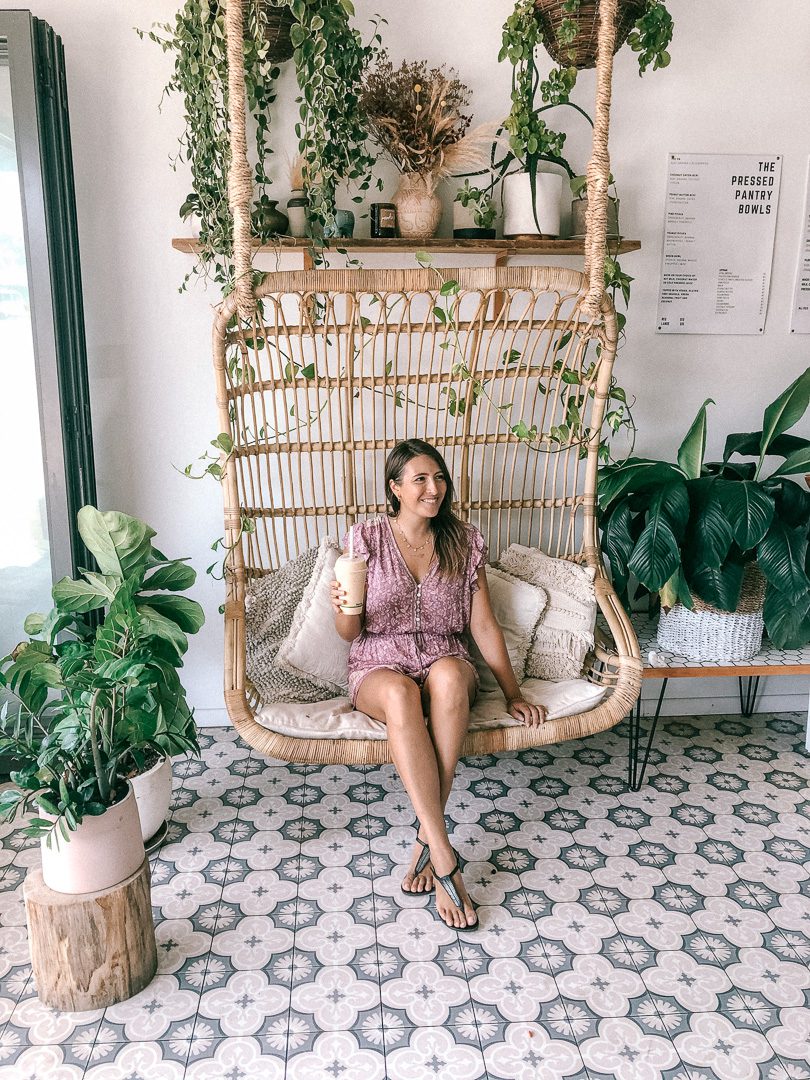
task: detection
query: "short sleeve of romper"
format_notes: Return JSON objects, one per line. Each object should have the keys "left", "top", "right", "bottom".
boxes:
{"left": 340, "top": 521, "right": 372, "bottom": 559}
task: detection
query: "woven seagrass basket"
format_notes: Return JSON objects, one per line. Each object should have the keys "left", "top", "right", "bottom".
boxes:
{"left": 534, "top": 0, "right": 645, "bottom": 69}
{"left": 243, "top": 1, "right": 294, "bottom": 63}
{"left": 656, "top": 565, "right": 767, "bottom": 662}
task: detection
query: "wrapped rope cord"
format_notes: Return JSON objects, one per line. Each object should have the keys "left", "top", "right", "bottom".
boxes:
{"left": 224, "top": 0, "right": 255, "bottom": 321}
{"left": 582, "top": 0, "right": 618, "bottom": 318}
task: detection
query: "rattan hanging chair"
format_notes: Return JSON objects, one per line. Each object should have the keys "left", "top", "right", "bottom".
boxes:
{"left": 213, "top": 0, "right": 641, "bottom": 765}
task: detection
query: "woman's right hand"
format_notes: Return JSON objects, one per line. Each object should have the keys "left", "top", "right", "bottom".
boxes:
{"left": 330, "top": 579, "right": 348, "bottom": 616}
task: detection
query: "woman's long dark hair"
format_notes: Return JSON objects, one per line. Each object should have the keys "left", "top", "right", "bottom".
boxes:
{"left": 384, "top": 439, "right": 470, "bottom": 578}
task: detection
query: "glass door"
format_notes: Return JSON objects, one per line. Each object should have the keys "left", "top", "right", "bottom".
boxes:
{"left": 0, "top": 13, "right": 96, "bottom": 664}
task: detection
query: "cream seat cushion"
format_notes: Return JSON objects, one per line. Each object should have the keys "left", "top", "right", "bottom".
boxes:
{"left": 255, "top": 677, "right": 608, "bottom": 741}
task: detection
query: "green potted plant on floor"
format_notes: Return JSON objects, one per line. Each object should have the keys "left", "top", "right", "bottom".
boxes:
{"left": 598, "top": 367, "right": 810, "bottom": 659}
{"left": 0, "top": 507, "right": 204, "bottom": 892}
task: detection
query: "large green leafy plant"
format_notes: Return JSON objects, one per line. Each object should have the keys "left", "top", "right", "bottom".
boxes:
{"left": 598, "top": 368, "right": 810, "bottom": 648}
{"left": 0, "top": 508, "right": 204, "bottom": 843}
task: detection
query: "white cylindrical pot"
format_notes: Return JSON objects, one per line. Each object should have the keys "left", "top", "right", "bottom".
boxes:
{"left": 40, "top": 784, "right": 145, "bottom": 895}
{"left": 503, "top": 171, "right": 563, "bottom": 238}
{"left": 131, "top": 756, "right": 173, "bottom": 843}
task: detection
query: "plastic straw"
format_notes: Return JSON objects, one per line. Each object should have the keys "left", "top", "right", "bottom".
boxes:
{"left": 349, "top": 527, "right": 354, "bottom": 560}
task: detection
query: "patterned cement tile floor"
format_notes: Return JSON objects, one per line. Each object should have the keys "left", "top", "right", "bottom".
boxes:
{"left": 1, "top": 712, "right": 810, "bottom": 1080}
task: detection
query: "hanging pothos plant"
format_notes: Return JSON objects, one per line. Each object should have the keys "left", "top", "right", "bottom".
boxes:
{"left": 139, "top": 0, "right": 377, "bottom": 289}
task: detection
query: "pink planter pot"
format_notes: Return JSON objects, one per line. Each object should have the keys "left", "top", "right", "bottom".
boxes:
{"left": 40, "top": 784, "right": 145, "bottom": 895}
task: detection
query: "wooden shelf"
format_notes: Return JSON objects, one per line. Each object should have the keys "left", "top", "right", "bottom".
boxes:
{"left": 172, "top": 236, "right": 641, "bottom": 258}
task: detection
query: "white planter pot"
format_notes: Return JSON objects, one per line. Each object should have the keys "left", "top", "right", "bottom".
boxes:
{"left": 131, "top": 756, "right": 173, "bottom": 843}
{"left": 40, "top": 784, "right": 145, "bottom": 895}
{"left": 503, "top": 171, "right": 563, "bottom": 239}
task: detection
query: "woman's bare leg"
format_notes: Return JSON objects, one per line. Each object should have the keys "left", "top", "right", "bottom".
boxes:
{"left": 421, "top": 657, "right": 478, "bottom": 928}
{"left": 355, "top": 669, "right": 452, "bottom": 896}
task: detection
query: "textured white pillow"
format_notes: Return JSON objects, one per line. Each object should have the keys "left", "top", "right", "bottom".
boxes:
{"left": 470, "top": 566, "right": 548, "bottom": 694}
{"left": 276, "top": 537, "right": 351, "bottom": 695}
{"left": 497, "top": 545, "right": 597, "bottom": 681}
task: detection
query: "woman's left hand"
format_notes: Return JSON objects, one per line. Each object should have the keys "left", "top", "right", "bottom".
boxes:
{"left": 506, "top": 697, "right": 547, "bottom": 728}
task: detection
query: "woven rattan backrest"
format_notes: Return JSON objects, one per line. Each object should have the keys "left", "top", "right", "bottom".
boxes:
{"left": 212, "top": 265, "right": 617, "bottom": 587}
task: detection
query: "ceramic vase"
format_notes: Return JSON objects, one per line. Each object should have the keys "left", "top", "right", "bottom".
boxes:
{"left": 503, "top": 171, "right": 563, "bottom": 239}
{"left": 392, "top": 173, "right": 442, "bottom": 240}
{"left": 40, "top": 784, "right": 145, "bottom": 894}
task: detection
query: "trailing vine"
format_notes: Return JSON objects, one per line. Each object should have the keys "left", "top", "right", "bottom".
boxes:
{"left": 139, "top": 0, "right": 379, "bottom": 288}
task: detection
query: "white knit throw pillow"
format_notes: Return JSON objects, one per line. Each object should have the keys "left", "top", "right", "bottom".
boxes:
{"left": 470, "top": 566, "right": 548, "bottom": 693}
{"left": 497, "top": 544, "right": 596, "bottom": 681}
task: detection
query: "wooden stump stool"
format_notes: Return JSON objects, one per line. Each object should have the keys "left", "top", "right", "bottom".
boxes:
{"left": 23, "top": 858, "right": 157, "bottom": 1011}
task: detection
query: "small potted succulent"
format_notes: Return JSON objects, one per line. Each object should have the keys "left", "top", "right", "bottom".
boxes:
{"left": 0, "top": 507, "right": 203, "bottom": 892}
{"left": 453, "top": 180, "right": 497, "bottom": 239}
{"left": 598, "top": 368, "right": 810, "bottom": 660}
{"left": 569, "top": 174, "right": 619, "bottom": 240}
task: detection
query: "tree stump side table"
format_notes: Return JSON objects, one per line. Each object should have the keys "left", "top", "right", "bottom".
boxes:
{"left": 23, "top": 857, "right": 157, "bottom": 1011}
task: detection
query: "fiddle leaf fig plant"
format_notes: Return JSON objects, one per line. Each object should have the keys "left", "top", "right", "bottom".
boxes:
{"left": 598, "top": 368, "right": 810, "bottom": 648}
{"left": 0, "top": 508, "right": 204, "bottom": 844}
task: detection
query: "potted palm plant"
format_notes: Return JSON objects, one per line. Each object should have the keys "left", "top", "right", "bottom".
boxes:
{"left": 598, "top": 368, "right": 810, "bottom": 660}
{"left": 0, "top": 507, "right": 204, "bottom": 892}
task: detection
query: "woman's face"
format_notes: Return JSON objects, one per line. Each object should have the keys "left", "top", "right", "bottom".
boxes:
{"left": 390, "top": 454, "right": 448, "bottom": 519}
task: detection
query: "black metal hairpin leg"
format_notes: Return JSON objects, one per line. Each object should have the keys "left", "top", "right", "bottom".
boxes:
{"left": 627, "top": 679, "right": 669, "bottom": 791}
{"left": 739, "top": 675, "right": 761, "bottom": 718}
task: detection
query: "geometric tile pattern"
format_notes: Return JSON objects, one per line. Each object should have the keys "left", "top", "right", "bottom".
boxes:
{"left": 1, "top": 711, "right": 809, "bottom": 1079}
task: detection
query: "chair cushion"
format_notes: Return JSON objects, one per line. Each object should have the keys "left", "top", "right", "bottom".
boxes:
{"left": 497, "top": 545, "right": 597, "bottom": 681}
{"left": 254, "top": 677, "right": 607, "bottom": 741}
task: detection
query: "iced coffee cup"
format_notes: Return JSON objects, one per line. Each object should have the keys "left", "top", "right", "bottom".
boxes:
{"left": 334, "top": 552, "right": 367, "bottom": 615}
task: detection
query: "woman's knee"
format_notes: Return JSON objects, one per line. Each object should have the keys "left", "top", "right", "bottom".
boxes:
{"left": 379, "top": 673, "right": 424, "bottom": 726}
{"left": 424, "top": 657, "right": 475, "bottom": 708}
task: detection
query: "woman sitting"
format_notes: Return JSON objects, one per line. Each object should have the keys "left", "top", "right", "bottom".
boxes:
{"left": 331, "top": 438, "right": 546, "bottom": 930}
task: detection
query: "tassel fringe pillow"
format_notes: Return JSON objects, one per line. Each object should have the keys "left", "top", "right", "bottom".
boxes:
{"left": 497, "top": 544, "right": 597, "bottom": 681}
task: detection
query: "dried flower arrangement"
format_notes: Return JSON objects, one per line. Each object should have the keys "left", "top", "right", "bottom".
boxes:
{"left": 361, "top": 51, "right": 473, "bottom": 189}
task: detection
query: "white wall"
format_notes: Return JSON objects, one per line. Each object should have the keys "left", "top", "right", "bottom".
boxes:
{"left": 7, "top": 1, "right": 810, "bottom": 721}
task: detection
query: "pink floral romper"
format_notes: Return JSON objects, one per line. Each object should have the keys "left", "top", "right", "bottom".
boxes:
{"left": 341, "top": 516, "right": 487, "bottom": 706}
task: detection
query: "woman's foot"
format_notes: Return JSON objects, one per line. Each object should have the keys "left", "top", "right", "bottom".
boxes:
{"left": 431, "top": 848, "right": 478, "bottom": 928}
{"left": 401, "top": 835, "right": 434, "bottom": 893}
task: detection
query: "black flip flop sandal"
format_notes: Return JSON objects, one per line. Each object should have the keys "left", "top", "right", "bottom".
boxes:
{"left": 400, "top": 833, "right": 433, "bottom": 894}
{"left": 434, "top": 849, "right": 479, "bottom": 929}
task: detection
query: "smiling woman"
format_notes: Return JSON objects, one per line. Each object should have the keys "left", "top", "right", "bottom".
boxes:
{"left": 328, "top": 438, "right": 546, "bottom": 933}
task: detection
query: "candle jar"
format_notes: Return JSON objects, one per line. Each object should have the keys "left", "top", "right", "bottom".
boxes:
{"left": 370, "top": 203, "right": 397, "bottom": 238}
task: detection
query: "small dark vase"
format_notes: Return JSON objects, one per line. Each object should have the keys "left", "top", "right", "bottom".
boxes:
{"left": 253, "top": 199, "right": 289, "bottom": 237}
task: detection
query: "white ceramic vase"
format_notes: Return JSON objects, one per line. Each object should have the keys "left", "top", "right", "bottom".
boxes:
{"left": 131, "top": 756, "right": 173, "bottom": 843}
{"left": 392, "top": 173, "right": 442, "bottom": 240}
{"left": 503, "top": 171, "right": 563, "bottom": 238}
{"left": 40, "top": 784, "right": 145, "bottom": 895}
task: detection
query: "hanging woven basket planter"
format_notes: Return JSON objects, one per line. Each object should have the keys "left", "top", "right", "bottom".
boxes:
{"left": 534, "top": 0, "right": 645, "bottom": 69}
{"left": 244, "top": 0, "right": 295, "bottom": 64}
{"left": 657, "top": 565, "right": 767, "bottom": 663}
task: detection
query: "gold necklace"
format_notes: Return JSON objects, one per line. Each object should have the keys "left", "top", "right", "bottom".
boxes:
{"left": 394, "top": 517, "right": 434, "bottom": 555}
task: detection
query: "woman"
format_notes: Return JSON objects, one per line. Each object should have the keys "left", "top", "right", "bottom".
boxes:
{"left": 331, "top": 439, "right": 546, "bottom": 930}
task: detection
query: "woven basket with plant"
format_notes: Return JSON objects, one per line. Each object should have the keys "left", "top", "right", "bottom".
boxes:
{"left": 246, "top": 1, "right": 295, "bottom": 64}
{"left": 598, "top": 368, "right": 810, "bottom": 661}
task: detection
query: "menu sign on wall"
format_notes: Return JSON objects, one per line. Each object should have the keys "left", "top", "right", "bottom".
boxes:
{"left": 656, "top": 153, "right": 781, "bottom": 335}
{"left": 790, "top": 157, "right": 810, "bottom": 334}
